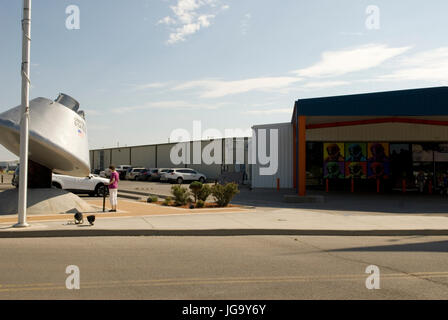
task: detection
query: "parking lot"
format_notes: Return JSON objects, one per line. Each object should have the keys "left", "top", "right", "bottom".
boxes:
{"left": 0, "top": 171, "right": 216, "bottom": 200}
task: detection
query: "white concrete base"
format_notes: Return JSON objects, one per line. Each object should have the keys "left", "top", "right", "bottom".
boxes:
{"left": 13, "top": 222, "right": 31, "bottom": 228}
{"left": 0, "top": 188, "right": 95, "bottom": 215}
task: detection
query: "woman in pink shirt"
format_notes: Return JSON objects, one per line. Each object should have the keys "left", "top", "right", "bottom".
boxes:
{"left": 107, "top": 165, "right": 119, "bottom": 212}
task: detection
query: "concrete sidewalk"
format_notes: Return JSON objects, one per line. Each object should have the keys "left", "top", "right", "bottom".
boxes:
{"left": 1, "top": 204, "right": 448, "bottom": 237}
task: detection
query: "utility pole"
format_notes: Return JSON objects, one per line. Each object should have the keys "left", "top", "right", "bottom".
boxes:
{"left": 15, "top": 0, "right": 32, "bottom": 228}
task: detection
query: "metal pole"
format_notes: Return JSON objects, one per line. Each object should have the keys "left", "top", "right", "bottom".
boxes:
{"left": 15, "top": 0, "right": 32, "bottom": 228}
{"left": 103, "top": 190, "right": 106, "bottom": 212}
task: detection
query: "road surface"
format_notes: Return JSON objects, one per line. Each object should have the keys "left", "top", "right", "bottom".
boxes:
{"left": 0, "top": 235, "right": 447, "bottom": 299}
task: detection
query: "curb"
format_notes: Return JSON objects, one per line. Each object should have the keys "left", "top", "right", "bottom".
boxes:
{"left": 118, "top": 190, "right": 169, "bottom": 200}
{"left": 117, "top": 192, "right": 143, "bottom": 201}
{"left": 1, "top": 228, "right": 448, "bottom": 238}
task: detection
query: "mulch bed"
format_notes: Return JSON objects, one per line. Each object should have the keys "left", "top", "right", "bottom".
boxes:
{"left": 148, "top": 200, "right": 240, "bottom": 209}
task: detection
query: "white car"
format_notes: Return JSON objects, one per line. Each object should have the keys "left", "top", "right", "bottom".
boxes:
{"left": 52, "top": 174, "right": 110, "bottom": 197}
{"left": 165, "top": 168, "right": 206, "bottom": 184}
{"left": 158, "top": 168, "right": 172, "bottom": 182}
{"left": 125, "top": 167, "right": 146, "bottom": 180}
{"left": 99, "top": 168, "right": 111, "bottom": 178}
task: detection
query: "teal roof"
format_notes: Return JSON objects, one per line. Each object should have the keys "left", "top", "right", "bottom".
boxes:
{"left": 293, "top": 87, "right": 448, "bottom": 118}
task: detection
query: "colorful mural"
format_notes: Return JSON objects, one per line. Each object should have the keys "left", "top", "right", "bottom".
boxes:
{"left": 345, "top": 162, "right": 367, "bottom": 179}
{"left": 323, "top": 143, "right": 345, "bottom": 162}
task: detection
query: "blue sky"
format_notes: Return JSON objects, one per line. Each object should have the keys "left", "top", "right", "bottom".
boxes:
{"left": 1, "top": 0, "right": 447, "bottom": 160}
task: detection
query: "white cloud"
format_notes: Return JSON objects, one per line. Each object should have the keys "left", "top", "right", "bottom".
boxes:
{"left": 173, "top": 76, "right": 302, "bottom": 98}
{"left": 111, "top": 100, "right": 221, "bottom": 113}
{"left": 241, "top": 13, "right": 251, "bottom": 36}
{"left": 377, "top": 47, "right": 448, "bottom": 83}
{"left": 302, "top": 80, "right": 350, "bottom": 89}
{"left": 339, "top": 31, "right": 364, "bottom": 36}
{"left": 158, "top": 0, "right": 227, "bottom": 44}
{"left": 133, "top": 82, "right": 169, "bottom": 90}
{"left": 242, "top": 108, "right": 291, "bottom": 115}
{"left": 158, "top": 16, "right": 176, "bottom": 25}
{"left": 293, "top": 44, "right": 412, "bottom": 78}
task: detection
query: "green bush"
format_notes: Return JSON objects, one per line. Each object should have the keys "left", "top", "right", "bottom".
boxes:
{"left": 198, "top": 184, "right": 212, "bottom": 202}
{"left": 196, "top": 199, "right": 205, "bottom": 208}
{"left": 147, "top": 196, "right": 158, "bottom": 203}
{"left": 171, "top": 185, "right": 191, "bottom": 206}
{"left": 162, "top": 196, "right": 172, "bottom": 206}
{"left": 189, "top": 181, "right": 203, "bottom": 203}
{"left": 211, "top": 183, "right": 239, "bottom": 207}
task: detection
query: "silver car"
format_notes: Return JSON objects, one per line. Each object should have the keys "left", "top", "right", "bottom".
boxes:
{"left": 165, "top": 168, "right": 207, "bottom": 184}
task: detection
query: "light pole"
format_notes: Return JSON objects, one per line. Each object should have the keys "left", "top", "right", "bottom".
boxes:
{"left": 15, "top": 0, "right": 32, "bottom": 228}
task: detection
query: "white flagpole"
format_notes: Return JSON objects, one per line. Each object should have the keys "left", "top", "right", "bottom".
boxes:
{"left": 15, "top": 0, "right": 32, "bottom": 228}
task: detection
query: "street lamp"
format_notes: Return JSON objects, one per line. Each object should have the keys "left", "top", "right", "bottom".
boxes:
{"left": 14, "top": 0, "right": 32, "bottom": 228}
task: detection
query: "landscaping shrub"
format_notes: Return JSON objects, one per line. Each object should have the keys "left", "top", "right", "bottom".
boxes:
{"left": 211, "top": 183, "right": 239, "bottom": 207}
{"left": 198, "top": 184, "right": 212, "bottom": 202}
{"left": 171, "top": 185, "right": 191, "bottom": 206}
{"left": 147, "top": 196, "right": 158, "bottom": 203}
{"left": 162, "top": 196, "right": 172, "bottom": 206}
{"left": 189, "top": 181, "right": 203, "bottom": 203}
{"left": 195, "top": 199, "right": 205, "bottom": 208}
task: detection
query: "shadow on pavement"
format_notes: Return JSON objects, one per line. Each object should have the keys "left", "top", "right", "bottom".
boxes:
{"left": 329, "top": 240, "right": 448, "bottom": 253}
{"left": 232, "top": 188, "right": 448, "bottom": 215}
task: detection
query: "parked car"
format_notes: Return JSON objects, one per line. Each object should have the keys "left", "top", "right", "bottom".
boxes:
{"left": 165, "top": 168, "right": 206, "bottom": 184}
{"left": 99, "top": 168, "right": 111, "bottom": 178}
{"left": 52, "top": 174, "right": 110, "bottom": 197}
{"left": 125, "top": 167, "right": 147, "bottom": 180}
{"left": 12, "top": 167, "right": 109, "bottom": 197}
{"left": 159, "top": 168, "right": 173, "bottom": 182}
{"left": 116, "top": 165, "right": 132, "bottom": 180}
{"left": 136, "top": 168, "right": 159, "bottom": 181}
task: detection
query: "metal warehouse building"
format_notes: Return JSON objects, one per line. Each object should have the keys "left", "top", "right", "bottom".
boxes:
{"left": 90, "top": 138, "right": 250, "bottom": 181}
{"left": 90, "top": 86, "right": 448, "bottom": 195}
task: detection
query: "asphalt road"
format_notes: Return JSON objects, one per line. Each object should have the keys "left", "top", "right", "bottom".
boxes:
{"left": 0, "top": 235, "right": 447, "bottom": 299}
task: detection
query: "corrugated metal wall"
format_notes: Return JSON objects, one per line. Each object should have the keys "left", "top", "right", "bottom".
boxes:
{"left": 104, "top": 150, "right": 111, "bottom": 169}
{"left": 308, "top": 123, "right": 448, "bottom": 141}
{"left": 90, "top": 138, "right": 251, "bottom": 180}
{"left": 188, "top": 140, "right": 222, "bottom": 179}
{"left": 156, "top": 143, "right": 178, "bottom": 168}
{"left": 131, "top": 145, "right": 156, "bottom": 168}
{"left": 251, "top": 122, "right": 293, "bottom": 188}
{"left": 111, "top": 148, "right": 131, "bottom": 166}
